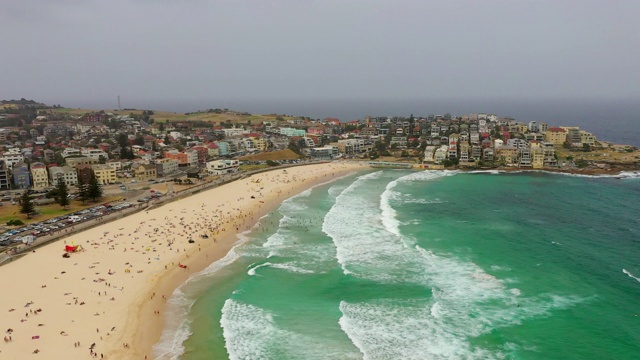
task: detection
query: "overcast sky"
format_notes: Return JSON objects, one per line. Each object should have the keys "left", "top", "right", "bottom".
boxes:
{"left": 1, "top": 0, "right": 639, "bottom": 111}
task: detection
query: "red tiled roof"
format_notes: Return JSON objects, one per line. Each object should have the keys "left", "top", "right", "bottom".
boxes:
{"left": 547, "top": 127, "right": 566, "bottom": 132}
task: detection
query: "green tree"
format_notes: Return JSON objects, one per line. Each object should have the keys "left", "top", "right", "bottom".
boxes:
{"left": 77, "top": 177, "right": 89, "bottom": 204}
{"left": 87, "top": 173, "right": 103, "bottom": 202}
{"left": 19, "top": 191, "right": 35, "bottom": 218}
{"left": 134, "top": 135, "right": 145, "bottom": 146}
{"left": 54, "top": 152, "right": 65, "bottom": 166}
{"left": 55, "top": 180, "right": 70, "bottom": 209}
{"left": 116, "top": 133, "right": 129, "bottom": 148}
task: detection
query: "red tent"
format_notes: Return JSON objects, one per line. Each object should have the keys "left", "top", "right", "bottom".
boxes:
{"left": 65, "top": 245, "right": 82, "bottom": 252}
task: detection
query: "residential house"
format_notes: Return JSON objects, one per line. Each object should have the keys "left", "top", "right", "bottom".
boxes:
{"left": 66, "top": 156, "right": 99, "bottom": 168}
{"left": 76, "top": 164, "right": 94, "bottom": 185}
{"left": 133, "top": 163, "right": 157, "bottom": 181}
{"left": 92, "top": 164, "right": 117, "bottom": 185}
{"left": 61, "top": 166, "right": 78, "bottom": 186}
{"left": 519, "top": 147, "right": 532, "bottom": 167}
{"left": 249, "top": 135, "right": 268, "bottom": 151}
{"left": 206, "top": 143, "right": 220, "bottom": 158}
{"left": 423, "top": 146, "right": 437, "bottom": 163}
{"left": 215, "top": 141, "right": 230, "bottom": 156}
{"left": 1, "top": 148, "right": 25, "bottom": 170}
{"left": 48, "top": 166, "right": 65, "bottom": 186}
{"left": 206, "top": 159, "right": 239, "bottom": 175}
{"left": 309, "top": 146, "right": 339, "bottom": 159}
{"left": 164, "top": 149, "right": 198, "bottom": 167}
{"left": 12, "top": 163, "right": 31, "bottom": 189}
{"left": 482, "top": 148, "right": 494, "bottom": 162}
{"left": 43, "top": 149, "right": 55, "bottom": 163}
{"left": 562, "top": 127, "right": 582, "bottom": 145}
{"left": 390, "top": 137, "right": 407, "bottom": 147}
{"left": 531, "top": 145, "right": 545, "bottom": 169}
{"left": 580, "top": 131, "right": 596, "bottom": 146}
{"left": 279, "top": 128, "right": 306, "bottom": 137}
{"left": 62, "top": 148, "right": 82, "bottom": 158}
{"left": 106, "top": 160, "right": 122, "bottom": 171}
{"left": 434, "top": 145, "right": 449, "bottom": 163}
{"left": 190, "top": 146, "right": 209, "bottom": 163}
{"left": 81, "top": 148, "right": 109, "bottom": 161}
{"left": 459, "top": 142, "right": 471, "bottom": 162}
{"left": 30, "top": 162, "right": 49, "bottom": 189}
{"left": 545, "top": 128, "right": 567, "bottom": 145}
{"left": 222, "top": 128, "right": 248, "bottom": 137}
{"left": 495, "top": 145, "right": 518, "bottom": 165}
{"left": 155, "top": 158, "right": 179, "bottom": 177}
{"left": 0, "top": 160, "right": 10, "bottom": 190}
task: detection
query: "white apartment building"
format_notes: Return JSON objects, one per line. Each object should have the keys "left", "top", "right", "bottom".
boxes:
{"left": 62, "top": 148, "right": 82, "bottom": 158}
{"left": 82, "top": 148, "right": 109, "bottom": 160}
{"left": 206, "top": 159, "right": 239, "bottom": 175}
{"left": 1, "top": 150, "right": 24, "bottom": 170}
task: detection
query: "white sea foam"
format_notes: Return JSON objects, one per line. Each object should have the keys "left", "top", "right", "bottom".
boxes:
{"left": 490, "top": 265, "right": 512, "bottom": 272}
{"left": 401, "top": 198, "right": 445, "bottom": 204}
{"left": 469, "top": 169, "right": 505, "bottom": 174}
{"left": 153, "top": 239, "right": 248, "bottom": 359}
{"left": 623, "top": 269, "right": 640, "bottom": 283}
{"left": 539, "top": 170, "right": 640, "bottom": 179}
{"left": 248, "top": 261, "right": 314, "bottom": 276}
{"left": 247, "top": 262, "right": 270, "bottom": 276}
{"left": 338, "top": 243, "right": 588, "bottom": 360}
{"left": 617, "top": 171, "right": 640, "bottom": 179}
{"left": 221, "top": 299, "right": 276, "bottom": 360}
{"left": 153, "top": 287, "right": 195, "bottom": 360}
{"left": 323, "top": 172, "right": 413, "bottom": 279}
{"left": 325, "top": 170, "right": 589, "bottom": 358}
{"left": 380, "top": 180, "right": 402, "bottom": 237}
{"left": 397, "top": 169, "right": 460, "bottom": 182}
{"left": 339, "top": 300, "right": 498, "bottom": 360}
{"left": 358, "top": 170, "right": 384, "bottom": 180}
{"left": 222, "top": 299, "right": 359, "bottom": 360}
{"left": 379, "top": 170, "right": 458, "bottom": 240}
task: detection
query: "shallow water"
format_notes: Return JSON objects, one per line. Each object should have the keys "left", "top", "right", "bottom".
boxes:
{"left": 155, "top": 170, "right": 640, "bottom": 360}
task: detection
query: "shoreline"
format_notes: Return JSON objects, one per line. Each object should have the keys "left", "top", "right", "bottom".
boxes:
{"left": 0, "top": 162, "right": 635, "bottom": 359}
{"left": 0, "top": 162, "right": 366, "bottom": 359}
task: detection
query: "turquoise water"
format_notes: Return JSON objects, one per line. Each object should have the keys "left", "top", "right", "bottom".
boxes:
{"left": 154, "top": 170, "right": 640, "bottom": 360}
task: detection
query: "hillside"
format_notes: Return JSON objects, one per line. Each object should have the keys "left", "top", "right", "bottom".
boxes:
{"left": 51, "top": 108, "right": 297, "bottom": 125}
{"left": 238, "top": 149, "right": 301, "bottom": 161}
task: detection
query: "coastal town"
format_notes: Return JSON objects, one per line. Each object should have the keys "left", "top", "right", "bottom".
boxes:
{"left": 1, "top": 99, "right": 637, "bottom": 191}
{"left": 0, "top": 98, "right": 637, "bottom": 359}
{"left": 0, "top": 98, "right": 637, "bottom": 229}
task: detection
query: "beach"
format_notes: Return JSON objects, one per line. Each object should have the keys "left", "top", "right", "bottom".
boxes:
{"left": 0, "top": 162, "right": 364, "bottom": 359}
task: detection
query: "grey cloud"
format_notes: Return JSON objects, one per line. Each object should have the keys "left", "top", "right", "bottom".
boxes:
{"left": 1, "top": 0, "right": 639, "bottom": 108}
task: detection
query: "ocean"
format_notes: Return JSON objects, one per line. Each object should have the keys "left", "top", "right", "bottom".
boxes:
{"left": 154, "top": 169, "right": 640, "bottom": 360}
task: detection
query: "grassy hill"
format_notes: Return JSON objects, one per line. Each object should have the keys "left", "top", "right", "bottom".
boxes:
{"left": 238, "top": 149, "right": 301, "bottom": 161}
{"left": 52, "top": 108, "right": 296, "bottom": 125}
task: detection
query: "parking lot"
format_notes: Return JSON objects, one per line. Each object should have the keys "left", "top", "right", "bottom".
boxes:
{"left": 0, "top": 201, "right": 136, "bottom": 248}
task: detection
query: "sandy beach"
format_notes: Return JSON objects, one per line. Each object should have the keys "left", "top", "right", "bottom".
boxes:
{"left": 0, "top": 162, "right": 364, "bottom": 359}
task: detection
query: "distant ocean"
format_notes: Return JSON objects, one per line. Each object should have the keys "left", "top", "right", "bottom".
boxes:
{"left": 84, "top": 97, "right": 640, "bottom": 147}
{"left": 154, "top": 169, "right": 640, "bottom": 360}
